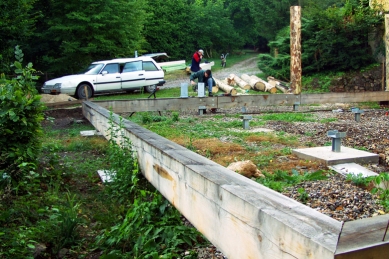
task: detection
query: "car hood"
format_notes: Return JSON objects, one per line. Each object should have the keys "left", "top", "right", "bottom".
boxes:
{"left": 45, "top": 74, "right": 92, "bottom": 85}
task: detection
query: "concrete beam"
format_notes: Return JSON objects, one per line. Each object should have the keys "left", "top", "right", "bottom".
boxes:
{"left": 82, "top": 101, "right": 389, "bottom": 259}
{"left": 92, "top": 92, "right": 389, "bottom": 114}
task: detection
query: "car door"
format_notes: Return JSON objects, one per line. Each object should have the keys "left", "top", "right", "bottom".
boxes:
{"left": 94, "top": 63, "right": 121, "bottom": 92}
{"left": 143, "top": 60, "right": 164, "bottom": 85}
{"left": 120, "top": 61, "right": 146, "bottom": 90}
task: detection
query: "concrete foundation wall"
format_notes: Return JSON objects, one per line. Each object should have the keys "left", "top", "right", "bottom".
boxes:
{"left": 82, "top": 100, "right": 389, "bottom": 259}
{"left": 83, "top": 101, "right": 342, "bottom": 259}
{"left": 92, "top": 92, "right": 389, "bottom": 114}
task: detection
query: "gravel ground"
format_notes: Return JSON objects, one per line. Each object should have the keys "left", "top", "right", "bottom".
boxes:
{"left": 185, "top": 106, "right": 389, "bottom": 259}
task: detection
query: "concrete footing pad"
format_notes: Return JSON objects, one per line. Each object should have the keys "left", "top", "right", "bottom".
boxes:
{"left": 292, "top": 146, "right": 379, "bottom": 166}
{"left": 329, "top": 163, "right": 378, "bottom": 177}
{"left": 80, "top": 130, "right": 103, "bottom": 137}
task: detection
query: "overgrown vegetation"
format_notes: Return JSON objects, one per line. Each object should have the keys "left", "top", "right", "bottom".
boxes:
{"left": 0, "top": 110, "right": 207, "bottom": 258}
{"left": 0, "top": 46, "right": 45, "bottom": 199}
{"left": 95, "top": 113, "right": 205, "bottom": 258}
{"left": 1, "top": 50, "right": 208, "bottom": 257}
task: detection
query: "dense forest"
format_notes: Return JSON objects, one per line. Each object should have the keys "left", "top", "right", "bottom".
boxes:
{"left": 0, "top": 0, "right": 386, "bottom": 80}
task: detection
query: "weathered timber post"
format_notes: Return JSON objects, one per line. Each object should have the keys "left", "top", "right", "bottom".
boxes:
{"left": 84, "top": 85, "right": 89, "bottom": 100}
{"left": 290, "top": 6, "right": 302, "bottom": 94}
{"left": 385, "top": 14, "right": 389, "bottom": 91}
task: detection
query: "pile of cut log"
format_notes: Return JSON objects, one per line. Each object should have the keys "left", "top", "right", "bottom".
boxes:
{"left": 211, "top": 74, "right": 291, "bottom": 96}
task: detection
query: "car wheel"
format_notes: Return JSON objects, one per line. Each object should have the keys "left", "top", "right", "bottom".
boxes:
{"left": 144, "top": 85, "right": 157, "bottom": 93}
{"left": 77, "top": 83, "right": 93, "bottom": 99}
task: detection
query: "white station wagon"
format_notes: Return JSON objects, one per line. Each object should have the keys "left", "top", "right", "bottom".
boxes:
{"left": 41, "top": 56, "right": 165, "bottom": 99}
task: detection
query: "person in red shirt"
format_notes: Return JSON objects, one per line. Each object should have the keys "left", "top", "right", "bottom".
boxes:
{"left": 190, "top": 49, "right": 203, "bottom": 72}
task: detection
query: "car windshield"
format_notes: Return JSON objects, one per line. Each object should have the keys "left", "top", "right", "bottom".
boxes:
{"left": 78, "top": 63, "right": 104, "bottom": 75}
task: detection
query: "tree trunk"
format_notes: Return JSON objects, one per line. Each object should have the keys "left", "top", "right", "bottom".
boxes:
{"left": 215, "top": 78, "right": 237, "bottom": 96}
{"left": 229, "top": 74, "right": 251, "bottom": 90}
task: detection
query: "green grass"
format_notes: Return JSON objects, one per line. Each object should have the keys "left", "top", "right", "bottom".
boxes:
{"left": 259, "top": 112, "right": 316, "bottom": 122}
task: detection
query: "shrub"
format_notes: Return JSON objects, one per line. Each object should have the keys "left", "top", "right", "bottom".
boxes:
{"left": 0, "top": 46, "right": 45, "bottom": 193}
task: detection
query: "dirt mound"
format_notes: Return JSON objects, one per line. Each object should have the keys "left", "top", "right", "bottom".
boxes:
{"left": 40, "top": 94, "right": 77, "bottom": 103}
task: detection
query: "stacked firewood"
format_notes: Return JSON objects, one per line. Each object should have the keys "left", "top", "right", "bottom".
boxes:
{"left": 211, "top": 74, "right": 291, "bottom": 96}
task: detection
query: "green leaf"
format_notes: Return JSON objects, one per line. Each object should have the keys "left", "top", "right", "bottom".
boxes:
{"left": 13, "top": 61, "right": 22, "bottom": 69}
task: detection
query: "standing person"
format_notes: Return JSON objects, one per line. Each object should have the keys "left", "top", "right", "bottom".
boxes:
{"left": 190, "top": 69, "right": 215, "bottom": 97}
{"left": 190, "top": 49, "right": 203, "bottom": 72}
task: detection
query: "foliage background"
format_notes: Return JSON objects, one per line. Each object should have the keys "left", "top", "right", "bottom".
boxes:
{"left": 1, "top": 0, "right": 385, "bottom": 82}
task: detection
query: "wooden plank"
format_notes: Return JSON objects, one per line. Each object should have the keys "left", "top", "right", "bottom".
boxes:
{"left": 46, "top": 92, "right": 389, "bottom": 111}
{"left": 335, "top": 214, "right": 389, "bottom": 259}
{"left": 301, "top": 92, "right": 389, "bottom": 104}
{"left": 94, "top": 94, "right": 302, "bottom": 113}
{"left": 94, "top": 92, "right": 389, "bottom": 114}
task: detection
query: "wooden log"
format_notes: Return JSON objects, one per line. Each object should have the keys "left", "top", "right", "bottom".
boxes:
{"left": 249, "top": 75, "right": 266, "bottom": 91}
{"left": 267, "top": 76, "right": 291, "bottom": 93}
{"left": 267, "top": 76, "right": 289, "bottom": 86}
{"left": 229, "top": 74, "right": 251, "bottom": 90}
{"left": 227, "top": 75, "right": 237, "bottom": 86}
{"left": 250, "top": 75, "right": 277, "bottom": 93}
{"left": 275, "top": 83, "right": 290, "bottom": 94}
{"left": 241, "top": 74, "right": 265, "bottom": 91}
{"left": 214, "top": 78, "right": 237, "bottom": 96}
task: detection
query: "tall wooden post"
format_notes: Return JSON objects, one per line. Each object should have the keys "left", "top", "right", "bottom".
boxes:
{"left": 385, "top": 14, "right": 389, "bottom": 91}
{"left": 290, "top": 6, "right": 302, "bottom": 94}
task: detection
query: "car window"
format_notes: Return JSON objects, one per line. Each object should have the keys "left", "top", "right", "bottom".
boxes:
{"left": 122, "top": 61, "right": 142, "bottom": 73}
{"left": 79, "top": 63, "right": 104, "bottom": 75}
{"left": 102, "top": 63, "right": 119, "bottom": 74}
{"left": 143, "top": 61, "right": 158, "bottom": 71}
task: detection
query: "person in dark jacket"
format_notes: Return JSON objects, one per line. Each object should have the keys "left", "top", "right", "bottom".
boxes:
{"left": 190, "top": 69, "right": 215, "bottom": 96}
{"left": 190, "top": 49, "right": 203, "bottom": 72}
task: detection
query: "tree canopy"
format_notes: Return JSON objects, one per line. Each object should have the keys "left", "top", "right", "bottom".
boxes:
{"left": 0, "top": 0, "right": 386, "bottom": 78}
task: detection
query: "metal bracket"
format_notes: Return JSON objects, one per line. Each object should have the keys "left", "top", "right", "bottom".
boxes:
{"left": 240, "top": 115, "right": 253, "bottom": 129}
{"left": 327, "top": 130, "right": 346, "bottom": 152}
{"left": 351, "top": 108, "right": 364, "bottom": 122}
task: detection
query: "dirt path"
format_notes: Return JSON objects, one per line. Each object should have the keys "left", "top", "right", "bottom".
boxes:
{"left": 161, "top": 57, "right": 262, "bottom": 89}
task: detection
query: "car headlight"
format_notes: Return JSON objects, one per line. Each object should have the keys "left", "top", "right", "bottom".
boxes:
{"left": 54, "top": 83, "right": 62, "bottom": 89}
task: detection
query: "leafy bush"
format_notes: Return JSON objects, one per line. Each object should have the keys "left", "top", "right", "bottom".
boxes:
{"left": 96, "top": 113, "right": 205, "bottom": 257}
{"left": 0, "top": 46, "right": 45, "bottom": 193}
